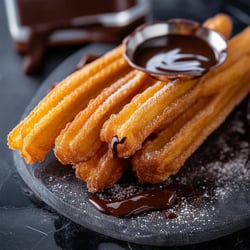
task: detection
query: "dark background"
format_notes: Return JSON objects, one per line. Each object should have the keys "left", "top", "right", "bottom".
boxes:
{"left": 0, "top": 0, "right": 249, "bottom": 249}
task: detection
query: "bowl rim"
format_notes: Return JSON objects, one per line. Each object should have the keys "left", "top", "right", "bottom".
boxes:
{"left": 123, "top": 18, "right": 228, "bottom": 80}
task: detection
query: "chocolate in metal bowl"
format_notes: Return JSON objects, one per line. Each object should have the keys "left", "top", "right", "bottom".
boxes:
{"left": 123, "top": 19, "right": 227, "bottom": 80}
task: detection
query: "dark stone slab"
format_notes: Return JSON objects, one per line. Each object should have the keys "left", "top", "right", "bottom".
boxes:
{"left": 13, "top": 44, "right": 250, "bottom": 246}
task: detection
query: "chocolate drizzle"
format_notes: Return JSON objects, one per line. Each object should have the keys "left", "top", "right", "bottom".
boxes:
{"left": 133, "top": 34, "right": 218, "bottom": 77}
{"left": 111, "top": 136, "right": 126, "bottom": 158}
{"left": 88, "top": 183, "right": 194, "bottom": 218}
{"left": 89, "top": 189, "right": 177, "bottom": 217}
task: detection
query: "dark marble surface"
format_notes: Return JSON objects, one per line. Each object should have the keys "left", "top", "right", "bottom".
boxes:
{"left": 1, "top": 0, "right": 250, "bottom": 249}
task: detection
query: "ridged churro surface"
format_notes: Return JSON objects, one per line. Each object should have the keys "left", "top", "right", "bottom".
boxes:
{"left": 8, "top": 46, "right": 128, "bottom": 163}
{"left": 55, "top": 70, "right": 151, "bottom": 164}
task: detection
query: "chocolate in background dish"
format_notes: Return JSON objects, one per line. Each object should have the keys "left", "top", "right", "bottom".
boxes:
{"left": 16, "top": 0, "right": 136, "bottom": 26}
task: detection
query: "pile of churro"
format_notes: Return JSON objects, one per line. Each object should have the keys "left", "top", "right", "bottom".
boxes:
{"left": 8, "top": 14, "right": 250, "bottom": 192}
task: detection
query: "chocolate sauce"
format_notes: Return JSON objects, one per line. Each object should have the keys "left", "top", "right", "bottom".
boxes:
{"left": 111, "top": 136, "right": 126, "bottom": 158}
{"left": 167, "top": 182, "right": 194, "bottom": 197}
{"left": 164, "top": 212, "right": 178, "bottom": 219}
{"left": 88, "top": 183, "right": 194, "bottom": 217}
{"left": 134, "top": 34, "right": 218, "bottom": 77}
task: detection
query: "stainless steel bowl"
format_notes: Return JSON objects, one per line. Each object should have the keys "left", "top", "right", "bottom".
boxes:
{"left": 123, "top": 19, "right": 227, "bottom": 81}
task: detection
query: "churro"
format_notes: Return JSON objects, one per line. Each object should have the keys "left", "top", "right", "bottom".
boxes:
{"left": 101, "top": 79, "right": 197, "bottom": 158}
{"left": 203, "top": 13, "right": 232, "bottom": 39}
{"left": 75, "top": 144, "right": 128, "bottom": 192}
{"left": 8, "top": 46, "right": 129, "bottom": 163}
{"left": 55, "top": 70, "right": 151, "bottom": 164}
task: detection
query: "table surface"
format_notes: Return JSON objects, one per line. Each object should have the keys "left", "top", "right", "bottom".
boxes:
{"left": 1, "top": 1, "right": 249, "bottom": 249}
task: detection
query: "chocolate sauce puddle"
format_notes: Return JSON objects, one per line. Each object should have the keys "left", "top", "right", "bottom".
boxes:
{"left": 111, "top": 136, "right": 126, "bottom": 158}
{"left": 88, "top": 183, "right": 194, "bottom": 218}
{"left": 134, "top": 34, "right": 218, "bottom": 77}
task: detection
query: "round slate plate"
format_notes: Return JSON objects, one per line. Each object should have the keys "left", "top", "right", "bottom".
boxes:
{"left": 13, "top": 44, "right": 250, "bottom": 246}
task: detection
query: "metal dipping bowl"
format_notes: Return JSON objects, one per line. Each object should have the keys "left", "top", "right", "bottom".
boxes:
{"left": 123, "top": 19, "right": 228, "bottom": 81}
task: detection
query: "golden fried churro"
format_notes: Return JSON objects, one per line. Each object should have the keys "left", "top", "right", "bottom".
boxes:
{"left": 101, "top": 79, "right": 197, "bottom": 158}
{"left": 202, "top": 53, "right": 250, "bottom": 94}
{"left": 55, "top": 70, "right": 151, "bottom": 164}
{"left": 203, "top": 13, "right": 232, "bottom": 39}
{"left": 8, "top": 46, "right": 129, "bottom": 164}
{"left": 75, "top": 145, "right": 128, "bottom": 192}
{"left": 8, "top": 46, "right": 124, "bottom": 149}
{"left": 132, "top": 76, "right": 250, "bottom": 184}
{"left": 101, "top": 79, "right": 164, "bottom": 143}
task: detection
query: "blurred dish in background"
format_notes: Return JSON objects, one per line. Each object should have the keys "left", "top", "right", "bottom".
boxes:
{"left": 4, "top": 0, "right": 150, "bottom": 74}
